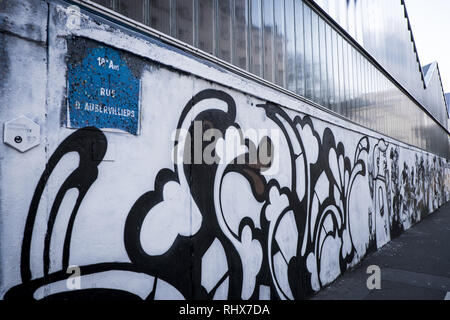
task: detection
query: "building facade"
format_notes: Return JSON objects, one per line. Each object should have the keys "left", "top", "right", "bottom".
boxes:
{"left": 86, "top": 0, "right": 449, "bottom": 157}
{"left": 0, "top": 0, "right": 449, "bottom": 300}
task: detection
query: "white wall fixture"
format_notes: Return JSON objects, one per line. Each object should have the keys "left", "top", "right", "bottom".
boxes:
{"left": 3, "top": 116, "right": 41, "bottom": 153}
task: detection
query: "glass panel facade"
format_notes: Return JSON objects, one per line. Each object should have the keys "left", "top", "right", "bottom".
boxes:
{"left": 250, "top": 0, "right": 263, "bottom": 77}
{"left": 175, "top": 0, "right": 194, "bottom": 45}
{"left": 318, "top": 0, "right": 448, "bottom": 129}
{"left": 311, "top": 11, "right": 320, "bottom": 103}
{"left": 303, "top": 4, "right": 313, "bottom": 101}
{"left": 234, "top": 0, "right": 249, "bottom": 71}
{"left": 91, "top": 0, "right": 449, "bottom": 158}
{"left": 149, "top": 0, "right": 170, "bottom": 35}
{"left": 325, "top": 24, "right": 334, "bottom": 110}
{"left": 331, "top": 28, "right": 340, "bottom": 114}
{"left": 342, "top": 40, "right": 349, "bottom": 118}
{"left": 117, "top": 0, "right": 146, "bottom": 24}
{"left": 285, "top": 0, "right": 296, "bottom": 93}
{"left": 274, "top": 0, "right": 285, "bottom": 87}
{"left": 318, "top": 17, "right": 327, "bottom": 108}
{"left": 94, "top": 0, "right": 113, "bottom": 10}
{"left": 217, "top": 0, "right": 232, "bottom": 63}
{"left": 262, "top": 0, "right": 275, "bottom": 82}
{"left": 337, "top": 33, "right": 345, "bottom": 116}
{"left": 197, "top": 0, "right": 214, "bottom": 54}
{"left": 294, "top": 0, "right": 305, "bottom": 97}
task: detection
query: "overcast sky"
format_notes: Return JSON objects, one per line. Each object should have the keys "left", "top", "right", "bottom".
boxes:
{"left": 404, "top": 0, "right": 450, "bottom": 94}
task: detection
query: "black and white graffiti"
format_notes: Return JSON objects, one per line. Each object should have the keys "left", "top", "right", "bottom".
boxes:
{"left": 4, "top": 88, "right": 448, "bottom": 300}
{"left": 368, "top": 139, "right": 391, "bottom": 247}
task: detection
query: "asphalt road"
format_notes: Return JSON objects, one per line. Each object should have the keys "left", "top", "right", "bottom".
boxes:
{"left": 311, "top": 202, "right": 450, "bottom": 300}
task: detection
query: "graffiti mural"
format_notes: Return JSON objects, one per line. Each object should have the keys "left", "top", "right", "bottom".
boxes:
{"left": 2, "top": 86, "right": 449, "bottom": 300}
{"left": 1, "top": 88, "right": 366, "bottom": 300}
{"left": 4, "top": 82, "right": 446, "bottom": 301}
{"left": 368, "top": 139, "right": 391, "bottom": 247}
{"left": 369, "top": 140, "right": 449, "bottom": 241}
{"left": 2, "top": 0, "right": 450, "bottom": 302}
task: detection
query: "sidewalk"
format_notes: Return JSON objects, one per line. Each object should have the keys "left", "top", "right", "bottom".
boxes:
{"left": 311, "top": 202, "right": 450, "bottom": 300}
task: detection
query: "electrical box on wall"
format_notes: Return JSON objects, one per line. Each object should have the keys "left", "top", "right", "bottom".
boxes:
{"left": 3, "top": 116, "right": 40, "bottom": 153}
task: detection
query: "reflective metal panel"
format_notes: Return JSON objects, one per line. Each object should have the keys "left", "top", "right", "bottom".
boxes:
{"left": 150, "top": 0, "right": 171, "bottom": 35}
{"left": 285, "top": 0, "right": 296, "bottom": 92}
{"left": 331, "top": 28, "right": 340, "bottom": 114}
{"left": 197, "top": 0, "right": 214, "bottom": 54}
{"left": 326, "top": 23, "right": 334, "bottom": 110}
{"left": 217, "top": 0, "right": 232, "bottom": 62}
{"left": 250, "top": 0, "right": 263, "bottom": 76}
{"left": 338, "top": 33, "right": 346, "bottom": 117}
{"left": 117, "top": 0, "right": 145, "bottom": 24}
{"left": 342, "top": 40, "right": 349, "bottom": 118}
{"left": 319, "top": 17, "right": 328, "bottom": 108}
{"left": 176, "top": 0, "right": 194, "bottom": 45}
{"left": 295, "top": 0, "right": 305, "bottom": 97}
{"left": 303, "top": 4, "right": 314, "bottom": 100}
{"left": 311, "top": 10, "right": 320, "bottom": 103}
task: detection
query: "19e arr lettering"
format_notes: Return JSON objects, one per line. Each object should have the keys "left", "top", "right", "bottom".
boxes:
{"left": 178, "top": 304, "right": 270, "bottom": 318}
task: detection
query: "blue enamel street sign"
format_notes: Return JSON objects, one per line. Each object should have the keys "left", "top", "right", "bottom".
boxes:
{"left": 67, "top": 42, "right": 140, "bottom": 135}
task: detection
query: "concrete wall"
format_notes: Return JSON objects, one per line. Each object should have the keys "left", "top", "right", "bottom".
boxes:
{"left": 0, "top": 0, "right": 448, "bottom": 300}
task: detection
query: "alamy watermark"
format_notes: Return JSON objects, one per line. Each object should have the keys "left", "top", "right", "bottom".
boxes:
{"left": 171, "top": 121, "right": 281, "bottom": 175}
